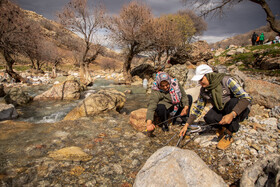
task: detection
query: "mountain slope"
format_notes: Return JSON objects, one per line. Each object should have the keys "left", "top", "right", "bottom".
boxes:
{"left": 210, "top": 24, "right": 279, "bottom": 49}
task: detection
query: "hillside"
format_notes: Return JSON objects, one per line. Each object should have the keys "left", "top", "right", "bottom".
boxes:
{"left": 0, "top": 8, "right": 123, "bottom": 73}
{"left": 210, "top": 24, "right": 279, "bottom": 49}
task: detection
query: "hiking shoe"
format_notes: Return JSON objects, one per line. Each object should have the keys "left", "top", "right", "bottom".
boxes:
{"left": 146, "top": 130, "right": 156, "bottom": 137}
{"left": 217, "top": 133, "right": 233, "bottom": 150}
{"left": 216, "top": 127, "right": 225, "bottom": 140}
{"left": 162, "top": 125, "right": 169, "bottom": 132}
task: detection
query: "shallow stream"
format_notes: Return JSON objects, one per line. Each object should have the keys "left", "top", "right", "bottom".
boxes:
{"left": 15, "top": 79, "right": 149, "bottom": 123}
{"left": 0, "top": 79, "right": 246, "bottom": 186}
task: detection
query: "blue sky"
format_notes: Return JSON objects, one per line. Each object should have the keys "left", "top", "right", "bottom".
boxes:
{"left": 15, "top": 0, "right": 280, "bottom": 44}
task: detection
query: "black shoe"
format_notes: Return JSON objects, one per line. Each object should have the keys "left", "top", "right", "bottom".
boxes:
{"left": 162, "top": 125, "right": 169, "bottom": 132}
{"left": 146, "top": 130, "right": 156, "bottom": 137}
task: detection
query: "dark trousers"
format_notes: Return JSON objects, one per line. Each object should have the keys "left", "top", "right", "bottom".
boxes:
{"left": 204, "top": 98, "right": 250, "bottom": 133}
{"left": 155, "top": 95, "right": 193, "bottom": 127}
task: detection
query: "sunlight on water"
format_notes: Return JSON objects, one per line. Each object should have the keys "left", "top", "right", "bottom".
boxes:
{"left": 38, "top": 111, "right": 67, "bottom": 123}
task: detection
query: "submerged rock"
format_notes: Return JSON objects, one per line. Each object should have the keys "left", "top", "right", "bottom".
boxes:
{"left": 48, "top": 146, "right": 92, "bottom": 161}
{"left": 134, "top": 146, "right": 227, "bottom": 187}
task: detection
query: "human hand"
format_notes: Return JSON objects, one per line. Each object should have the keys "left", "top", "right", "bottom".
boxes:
{"left": 146, "top": 120, "right": 155, "bottom": 131}
{"left": 180, "top": 106, "right": 189, "bottom": 116}
{"left": 219, "top": 111, "right": 236, "bottom": 125}
{"left": 179, "top": 123, "right": 189, "bottom": 136}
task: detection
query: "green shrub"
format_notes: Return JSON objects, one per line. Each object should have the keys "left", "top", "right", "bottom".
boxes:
{"left": 232, "top": 53, "right": 255, "bottom": 65}
{"left": 0, "top": 65, "right": 5, "bottom": 70}
{"left": 13, "top": 65, "right": 30, "bottom": 71}
{"left": 249, "top": 43, "right": 280, "bottom": 51}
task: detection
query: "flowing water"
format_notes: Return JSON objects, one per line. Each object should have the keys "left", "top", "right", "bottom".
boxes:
{"left": 15, "top": 79, "right": 149, "bottom": 124}
{"left": 0, "top": 79, "right": 245, "bottom": 186}
{"left": 1, "top": 79, "right": 189, "bottom": 186}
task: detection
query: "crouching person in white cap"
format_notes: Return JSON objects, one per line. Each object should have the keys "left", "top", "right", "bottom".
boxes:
{"left": 179, "top": 64, "right": 252, "bottom": 150}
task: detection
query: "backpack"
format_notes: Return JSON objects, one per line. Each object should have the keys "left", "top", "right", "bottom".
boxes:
{"left": 256, "top": 36, "right": 260, "bottom": 42}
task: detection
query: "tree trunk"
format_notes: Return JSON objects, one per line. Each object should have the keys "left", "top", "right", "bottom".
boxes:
{"left": 80, "top": 61, "right": 86, "bottom": 84}
{"left": 29, "top": 57, "right": 35, "bottom": 69}
{"left": 84, "top": 62, "right": 92, "bottom": 85}
{"left": 51, "top": 66, "right": 57, "bottom": 78}
{"left": 1, "top": 49, "right": 26, "bottom": 83}
{"left": 123, "top": 52, "right": 134, "bottom": 83}
{"left": 35, "top": 59, "right": 40, "bottom": 71}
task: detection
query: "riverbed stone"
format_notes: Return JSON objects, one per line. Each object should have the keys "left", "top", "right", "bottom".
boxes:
{"left": 129, "top": 108, "right": 147, "bottom": 132}
{"left": 48, "top": 146, "right": 92, "bottom": 161}
{"left": 64, "top": 89, "right": 126, "bottom": 120}
{"left": 134, "top": 146, "right": 227, "bottom": 187}
{"left": 4, "top": 87, "right": 32, "bottom": 106}
{"left": 34, "top": 80, "right": 81, "bottom": 100}
{"left": 193, "top": 134, "right": 217, "bottom": 147}
{"left": 0, "top": 103, "right": 18, "bottom": 121}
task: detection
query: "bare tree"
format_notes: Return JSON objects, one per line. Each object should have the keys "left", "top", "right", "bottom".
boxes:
{"left": 100, "top": 59, "right": 117, "bottom": 72}
{"left": 182, "top": 0, "right": 280, "bottom": 34}
{"left": 0, "top": 0, "right": 35, "bottom": 82}
{"left": 22, "top": 27, "right": 47, "bottom": 72}
{"left": 57, "top": 0, "right": 105, "bottom": 85}
{"left": 107, "top": 1, "right": 155, "bottom": 82}
{"left": 40, "top": 41, "right": 66, "bottom": 77}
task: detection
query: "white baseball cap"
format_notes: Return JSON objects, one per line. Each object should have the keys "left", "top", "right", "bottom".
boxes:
{"left": 191, "top": 64, "right": 213, "bottom": 81}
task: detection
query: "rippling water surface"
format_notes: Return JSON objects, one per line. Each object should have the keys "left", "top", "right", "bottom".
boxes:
{"left": 15, "top": 79, "right": 149, "bottom": 123}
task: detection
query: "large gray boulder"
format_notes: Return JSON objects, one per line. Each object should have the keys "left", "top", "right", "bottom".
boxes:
{"left": 134, "top": 146, "right": 227, "bottom": 187}
{"left": 240, "top": 154, "right": 280, "bottom": 187}
{"left": 0, "top": 103, "right": 18, "bottom": 120}
{"left": 64, "top": 89, "right": 126, "bottom": 120}
{"left": 165, "top": 64, "right": 189, "bottom": 87}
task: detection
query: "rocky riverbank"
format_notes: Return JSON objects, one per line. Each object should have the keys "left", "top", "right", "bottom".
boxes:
{"left": 0, "top": 66, "right": 279, "bottom": 186}
{"left": 0, "top": 104, "right": 279, "bottom": 186}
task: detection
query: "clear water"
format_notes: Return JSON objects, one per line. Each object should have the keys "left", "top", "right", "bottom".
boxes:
{"left": 15, "top": 79, "right": 149, "bottom": 123}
